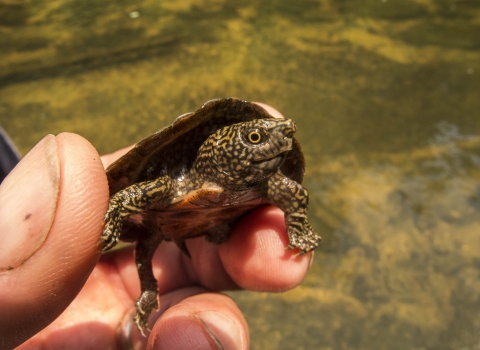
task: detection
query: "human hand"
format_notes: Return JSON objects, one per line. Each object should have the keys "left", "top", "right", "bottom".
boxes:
{"left": 0, "top": 105, "right": 313, "bottom": 350}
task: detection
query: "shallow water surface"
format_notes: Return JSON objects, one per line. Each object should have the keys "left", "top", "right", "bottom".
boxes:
{"left": 1, "top": 0, "right": 480, "bottom": 349}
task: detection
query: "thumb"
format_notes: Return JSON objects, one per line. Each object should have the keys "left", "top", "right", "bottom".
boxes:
{"left": 0, "top": 133, "right": 109, "bottom": 349}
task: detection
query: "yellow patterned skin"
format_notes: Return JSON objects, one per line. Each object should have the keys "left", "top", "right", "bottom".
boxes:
{"left": 100, "top": 98, "right": 320, "bottom": 334}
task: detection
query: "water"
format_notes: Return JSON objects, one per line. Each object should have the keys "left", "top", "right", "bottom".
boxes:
{"left": 1, "top": 0, "right": 480, "bottom": 348}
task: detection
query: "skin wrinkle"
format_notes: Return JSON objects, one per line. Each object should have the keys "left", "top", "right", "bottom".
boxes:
{"left": 194, "top": 315, "right": 224, "bottom": 350}
{"left": 194, "top": 296, "right": 247, "bottom": 350}
{"left": 41, "top": 135, "right": 61, "bottom": 255}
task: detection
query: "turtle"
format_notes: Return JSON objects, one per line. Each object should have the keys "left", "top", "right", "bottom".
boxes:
{"left": 100, "top": 97, "right": 320, "bottom": 335}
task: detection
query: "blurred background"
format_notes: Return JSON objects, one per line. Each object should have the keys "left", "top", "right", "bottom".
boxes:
{"left": 1, "top": 0, "right": 480, "bottom": 349}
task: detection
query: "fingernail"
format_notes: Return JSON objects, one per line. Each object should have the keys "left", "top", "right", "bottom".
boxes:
{"left": 196, "top": 311, "right": 244, "bottom": 350}
{"left": 0, "top": 135, "right": 59, "bottom": 271}
{"left": 309, "top": 251, "right": 315, "bottom": 268}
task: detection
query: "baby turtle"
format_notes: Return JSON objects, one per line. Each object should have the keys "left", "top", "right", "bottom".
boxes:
{"left": 101, "top": 98, "right": 320, "bottom": 334}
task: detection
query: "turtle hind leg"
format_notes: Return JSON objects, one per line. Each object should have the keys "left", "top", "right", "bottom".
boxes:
{"left": 133, "top": 227, "right": 163, "bottom": 336}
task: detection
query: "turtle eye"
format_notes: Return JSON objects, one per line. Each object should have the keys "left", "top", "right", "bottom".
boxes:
{"left": 247, "top": 130, "right": 263, "bottom": 144}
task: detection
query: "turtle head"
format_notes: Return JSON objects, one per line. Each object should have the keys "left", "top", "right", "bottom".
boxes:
{"left": 195, "top": 119, "right": 296, "bottom": 189}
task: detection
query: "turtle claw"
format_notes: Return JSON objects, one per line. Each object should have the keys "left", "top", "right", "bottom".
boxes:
{"left": 99, "top": 202, "right": 123, "bottom": 252}
{"left": 285, "top": 212, "right": 321, "bottom": 255}
{"left": 133, "top": 290, "right": 159, "bottom": 336}
{"left": 134, "top": 314, "right": 149, "bottom": 337}
{"left": 99, "top": 235, "right": 118, "bottom": 252}
{"left": 99, "top": 224, "right": 120, "bottom": 252}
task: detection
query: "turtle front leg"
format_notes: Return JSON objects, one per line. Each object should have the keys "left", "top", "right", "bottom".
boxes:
{"left": 100, "top": 177, "right": 174, "bottom": 251}
{"left": 265, "top": 172, "right": 320, "bottom": 254}
{"left": 100, "top": 176, "right": 174, "bottom": 335}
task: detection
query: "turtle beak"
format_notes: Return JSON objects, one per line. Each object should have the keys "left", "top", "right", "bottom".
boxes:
{"left": 283, "top": 119, "right": 296, "bottom": 138}
{"left": 266, "top": 118, "right": 296, "bottom": 138}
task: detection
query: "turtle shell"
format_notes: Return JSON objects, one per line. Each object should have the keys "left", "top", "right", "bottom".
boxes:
{"left": 106, "top": 98, "right": 305, "bottom": 196}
